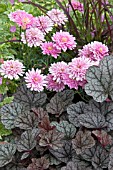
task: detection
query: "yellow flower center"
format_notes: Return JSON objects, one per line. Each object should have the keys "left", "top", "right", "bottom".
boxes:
{"left": 48, "top": 46, "right": 53, "bottom": 50}
{"left": 10, "top": 65, "right": 14, "bottom": 69}
{"left": 34, "top": 77, "right": 38, "bottom": 81}
{"left": 22, "top": 17, "right": 30, "bottom": 24}
{"left": 62, "top": 37, "right": 68, "bottom": 42}
{"left": 99, "top": 47, "right": 103, "bottom": 52}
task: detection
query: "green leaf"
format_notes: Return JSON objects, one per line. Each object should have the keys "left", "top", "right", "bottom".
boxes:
{"left": 0, "top": 97, "right": 14, "bottom": 107}
{"left": 0, "top": 123, "right": 12, "bottom": 138}
{"left": 0, "top": 4, "right": 7, "bottom": 13}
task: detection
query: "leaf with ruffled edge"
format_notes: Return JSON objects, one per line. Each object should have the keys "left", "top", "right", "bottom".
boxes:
{"left": 67, "top": 102, "right": 86, "bottom": 127}
{"left": 50, "top": 141, "right": 76, "bottom": 163}
{"left": 0, "top": 102, "right": 25, "bottom": 129}
{"left": 46, "top": 95, "right": 64, "bottom": 116}
{"left": 14, "top": 84, "right": 47, "bottom": 110}
{"left": 72, "top": 131, "right": 95, "bottom": 154}
{"left": 0, "top": 143, "right": 16, "bottom": 167}
{"left": 27, "top": 157, "right": 49, "bottom": 170}
{"left": 61, "top": 162, "right": 75, "bottom": 170}
{"left": 108, "top": 147, "right": 113, "bottom": 170}
{"left": 39, "top": 129, "right": 64, "bottom": 150}
{"left": 85, "top": 55, "right": 113, "bottom": 102}
{"left": 55, "top": 90, "right": 74, "bottom": 109}
{"left": 51, "top": 121, "right": 76, "bottom": 139}
{"left": 78, "top": 101, "right": 107, "bottom": 129}
{"left": 17, "top": 129, "right": 39, "bottom": 160}
{"left": 82, "top": 145, "right": 97, "bottom": 162}
{"left": 72, "top": 154, "right": 94, "bottom": 170}
{"left": 92, "top": 145, "right": 109, "bottom": 170}
{"left": 14, "top": 110, "right": 39, "bottom": 130}
{"left": 45, "top": 154, "right": 61, "bottom": 166}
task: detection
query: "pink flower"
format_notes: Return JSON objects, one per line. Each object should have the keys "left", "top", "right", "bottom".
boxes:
{"left": 47, "top": 9, "right": 68, "bottom": 26}
{"left": 21, "top": 28, "right": 45, "bottom": 47}
{"left": 79, "top": 41, "right": 109, "bottom": 62}
{"left": 8, "top": 10, "right": 34, "bottom": 29}
{"left": 52, "top": 30, "right": 76, "bottom": 52}
{"left": 49, "top": 61, "right": 68, "bottom": 83}
{"left": 0, "top": 60, "right": 25, "bottom": 80}
{"left": 63, "top": 73, "right": 79, "bottom": 89}
{"left": 24, "top": 68, "right": 47, "bottom": 92}
{"left": 10, "top": 26, "right": 16, "bottom": 33}
{"left": 70, "top": 0, "right": 84, "bottom": 12}
{"left": 9, "top": 0, "right": 14, "bottom": 5}
{"left": 63, "top": 56, "right": 93, "bottom": 89}
{"left": 41, "top": 42, "right": 61, "bottom": 58}
{"left": 46, "top": 74, "right": 65, "bottom": 92}
{"left": 68, "top": 56, "right": 93, "bottom": 81}
{"left": 90, "top": 41, "right": 109, "bottom": 61}
{"left": 0, "top": 77, "right": 2, "bottom": 85}
{"left": 33, "top": 16, "right": 54, "bottom": 34}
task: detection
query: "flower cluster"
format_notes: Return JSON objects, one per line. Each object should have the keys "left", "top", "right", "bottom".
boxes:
{"left": 24, "top": 68, "right": 47, "bottom": 92}
{"left": 8, "top": 10, "right": 34, "bottom": 29}
{"left": 46, "top": 57, "right": 93, "bottom": 91}
{"left": 78, "top": 41, "right": 109, "bottom": 63}
{"left": 47, "top": 8, "right": 68, "bottom": 26}
{"left": 33, "top": 16, "right": 54, "bottom": 34}
{"left": 7, "top": 8, "right": 109, "bottom": 92}
{"left": 41, "top": 42, "right": 61, "bottom": 58}
{"left": 8, "top": 9, "right": 68, "bottom": 48}
{"left": 0, "top": 60, "right": 25, "bottom": 80}
{"left": 21, "top": 28, "right": 45, "bottom": 47}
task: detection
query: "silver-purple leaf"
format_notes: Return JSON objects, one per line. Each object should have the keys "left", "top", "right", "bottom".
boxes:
{"left": 46, "top": 95, "right": 64, "bottom": 116}
{"left": 14, "top": 84, "right": 47, "bottom": 110}
{"left": 14, "top": 110, "right": 39, "bottom": 130}
{"left": 72, "top": 154, "right": 94, "bottom": 169}
{"left": 55, "top": 90, "right": 74, "bottom": 108}
{"left": 61, "top": 162, "right": 75, "bottom": 170}
{"left": 51, "top": 121, "right": 76, "bottom": 138}
{"left": 1, "top": 102, "right": 25, "bottom": 129}
{"left": 82, "top": 145, "right": 97, "bottom": 161}
{"left": 92, "top": 145, "right": 109, "bottom": 169}
{"left": 109, "top": 147, "right": 113, "bottom": 170}
{"left": 72, "top": 131, "right": 95, "bottom": 154}
{"left": 45, "top": 154, "right": 61, "bottom": 165}
{"left": 78, "top": 106, "right": 106, "bottom": 128}
{"left": 50, "top": 141, "right": 76, "bottom": 163}
{"left": 0, "top": 143, "right": 16, "bottom": 167}
{"left": 85, "top": 55, "right": 113, "bottom": 102}
{"left": 67, "top": 102, "right": 86, "bottom": 127}
{"left": 39, "top": 129, "right": 64, "bottom": 150}
{"left": 27, "top": 157, "right": 49, "bottom": 170}
{"left": 17, "top": 128, "right": 39, "bottom": 159}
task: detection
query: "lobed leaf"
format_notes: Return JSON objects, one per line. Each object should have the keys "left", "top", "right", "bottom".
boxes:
{"left": 39, "top": 129, "right": 64, "bottom": 150}
{"left": 67, "top": 102, "right": 86, "bottom": 127}
{"left": 14, "top": 110, "right": 39, "bottom": 130}
{"left": 14, "top": 84, "right": 47, "bottom": 110}
{"left": 72, "top": 131, "right": 95, "bottom": 154}
{"left": 27, "top": 157, "right": 49, "bottom": 170}
{"left": 51, "top": 121, "right": 76, "bottom": 139}
{"left": 17, "top": 129, "right": 39, "bottom": 159}
{"left": 85, "top": 55, "right": 113, "bottom": 102}
{"left": 92, "top": 145, "right": 109, "bottom": 169}
{"left": 50, "top": 141, "right": 76, "bottom": 163}
{"left": 0, "top": 143, "right": 16, "bottom": 167}
{"left": 0, "top": 102, "right": 25, "bottom": 129}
